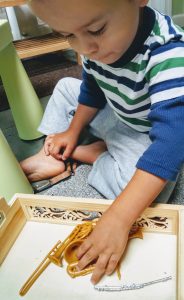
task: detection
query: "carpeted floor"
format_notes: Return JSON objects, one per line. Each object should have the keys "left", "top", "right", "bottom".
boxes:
{"left": 0, "top": 50, "right": 82, "bottom": 111}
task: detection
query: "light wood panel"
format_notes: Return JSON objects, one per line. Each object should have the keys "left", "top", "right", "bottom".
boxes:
{"left": 14, "top": 33, "right": 71, "bottom": 59}
{"left": 0, "top": 0, "right": 26, "bottom": 7}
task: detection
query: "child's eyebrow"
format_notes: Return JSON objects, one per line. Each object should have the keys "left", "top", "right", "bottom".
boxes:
{"left": 60, "top": 14, "right": 105, "bottom": 35}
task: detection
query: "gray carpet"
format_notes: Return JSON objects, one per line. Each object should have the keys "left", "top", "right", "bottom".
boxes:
{"left": 168, "top": 171, "right": 184, "bottom": 205}
{"left": 38, "top": 164, "right": 104, "bottom": 199}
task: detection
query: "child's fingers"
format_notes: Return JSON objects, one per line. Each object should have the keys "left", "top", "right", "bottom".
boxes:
{"left": 77, "top": 247, "right": 96, "bottom": 270}
{"left": 44, "top": 135, "right": 55, "bottom": 155}
{"left": 76, "top": 239, "right": 92, "bottom": 260}
{"left": 90, "top": 252, "right": 120, "bottom": 284}
{"left": 76, "top": 238, "right": 96, "bottom": 269}
{"left": 105, "top": 253, "right": 120, "bottom": 276}
{"left": 50, "top": 145, "right": 63, "bottom": 159}
{"left": 90, "top": 254, "right": 110, "bottom": 285}
{"left": 62, "top": 144, "right": 74, "bottom": 160}
{"left": 76, "top": 239, "right": 110, "bottom": 284}
{"left": 44, "top": 140, "right": 51, "bottom": 155}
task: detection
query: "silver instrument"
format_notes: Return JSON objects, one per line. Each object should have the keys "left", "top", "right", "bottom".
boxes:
{"left": 94, "top": 275, "right": 172, "bottom": 292}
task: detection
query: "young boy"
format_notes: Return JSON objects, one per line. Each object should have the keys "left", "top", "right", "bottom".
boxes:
{"left": 23, "top": 0, "right": 184, "bottom": 284}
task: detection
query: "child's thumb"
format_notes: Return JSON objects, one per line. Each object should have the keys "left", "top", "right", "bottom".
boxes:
{"left": 62, "top": 145, "right": 73, "bottom": 160}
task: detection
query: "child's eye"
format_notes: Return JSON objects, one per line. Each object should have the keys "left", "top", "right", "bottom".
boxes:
{"left": 88, "top": 24, "right": 106, "bottom": 36}
{"left": 61, "top": 33, "right": 75, "bottom": 39}
{"left": 60, "top": 32, "right": 74, "bottom": 39}
{"left": 60, "top": 24, "right": 106, "bottom": 39}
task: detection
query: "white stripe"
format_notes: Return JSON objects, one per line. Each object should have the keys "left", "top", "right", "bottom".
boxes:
{"left": 89, "top": 68, "right": 149, "bottom": 99}
{"left": 157, "top": 12, "right": 171, "bottom": 37}
{"left": 100, "top": 87, "right": 150, "bottom": 111}
{"left": 82, "top": 61, "right": 92, "bottom": 74}
{"left": 150, "top": 66, "right": 184, "bottom": 84}
{"left": 114, "top": 112, "right": 151, "bottom": 132}
{"left": 146, "top": 47, "right": 184, "bottom": 72}
{"left": 106, "top": 97, "right": 150, "bottom": 118}
{"left": 146, "top": 34, "right": 166, "bottom": 47}
{"left": 90, "top": 59, "right": 149, "bottom": 79}
{"left": 150, "top": 86, "right": 184, "bottom": 104}
{"left": 83, "top": 57, "right": 146, "bottom": 80}
{"left": 83, "top": 61, "right": 150, "bottom": 100}
{"left": 83, "top": 52, "right": 150, "bottom": 82}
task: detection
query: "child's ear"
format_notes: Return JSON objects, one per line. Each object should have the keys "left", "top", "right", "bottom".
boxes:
{"left": 138, "top": 0, "right": 149, "bottom": 8}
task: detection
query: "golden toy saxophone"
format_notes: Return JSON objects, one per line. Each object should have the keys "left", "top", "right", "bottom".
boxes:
{"left": 19, "top": 221, "right": 143, "bottom": 296}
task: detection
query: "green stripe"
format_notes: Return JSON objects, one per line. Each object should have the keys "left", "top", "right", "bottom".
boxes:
{"left": 96, "top": 78, "right": 149, "bottom": 105}
{"left": 123, "top": 60, "right": 148, "bottom": 73}
{"left": 147, "top": 57, "right": 184, "bottom": 81}
{"left": 152, "top": 19, "right": 160, "bottom": 36}
{"left": 152, "top": 19, "right": 166, "bottom": 43}
{"left": 117, "top": 114, "right": 151, "bottom": 127}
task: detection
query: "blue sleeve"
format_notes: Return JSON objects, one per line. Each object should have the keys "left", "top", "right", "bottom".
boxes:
{"left": 136, "top": 97, "right": 184, "bottom": 181}
{"left": 78, "top": 69, "right": 107, "bottom": 109}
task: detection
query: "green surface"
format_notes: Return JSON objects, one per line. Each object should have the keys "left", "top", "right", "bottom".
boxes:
{"left": 173, "top": 0, "right": 184, "bottom": 15}
{"left": 0, "top": 19, "right": 44, "bottom": 140}
{"left": 0, "top": 130, "right": 33, "bottom": 203}
{"left": 0, "top": 20, "right": 13, "bottom": 51}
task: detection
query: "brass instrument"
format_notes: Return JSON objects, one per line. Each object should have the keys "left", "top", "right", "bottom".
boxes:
{"left": 19, "top": 222, "right": 95, "bottom": 296}
{"left": 19, "top": 221, "right": 143, "bottom": 296}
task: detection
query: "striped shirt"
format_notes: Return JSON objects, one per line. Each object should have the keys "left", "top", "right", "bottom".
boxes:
{"left": 78, "top": 6, "right": 184, "bottom": 181}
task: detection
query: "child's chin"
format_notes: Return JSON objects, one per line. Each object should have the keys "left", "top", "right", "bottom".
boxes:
{"left": 98, "top": 53, "right": 123, "bottom": 64}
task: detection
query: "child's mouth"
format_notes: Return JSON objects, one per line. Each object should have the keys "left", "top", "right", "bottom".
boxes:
{"left": 90, "top": 52, "right": 113, "bottom": 62}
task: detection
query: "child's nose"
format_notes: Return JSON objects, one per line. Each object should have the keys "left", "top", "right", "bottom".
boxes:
{"left": 78, "top": 38, "right": 99, "bottom": 56}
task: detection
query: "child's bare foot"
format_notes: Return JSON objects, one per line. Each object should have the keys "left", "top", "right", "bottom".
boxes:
{"left": 20, "top": 147, "right": 66, "bottom": 182}
{"left": 71, "top": 140, "right": 107, "bottom": 164}
{"left": 20, "top": 140, "right": 107, "bottom": 182}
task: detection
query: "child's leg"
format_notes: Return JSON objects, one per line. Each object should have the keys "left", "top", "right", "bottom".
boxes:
{"left": 88, "top": 104, "right": 176, "bottom": 202}
{"left": 21, "top": 77, "right": 81, "bottom": 181}
{"left": 20, "top": 77, "right": 107, "bottom": 181}
{"left": 38, "top": 77, "right": 82, "bottom": 135}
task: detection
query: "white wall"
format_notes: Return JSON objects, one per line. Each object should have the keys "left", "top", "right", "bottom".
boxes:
{"left": 149, "top": 0, "right": 172, "bottom": 15}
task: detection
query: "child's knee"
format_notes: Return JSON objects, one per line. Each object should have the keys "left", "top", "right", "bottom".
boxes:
{"left": 56, "top": 77, "right": 81, "bottom": 90}
{"left": 54, "top": 77, "right": 74, "bottom": 92}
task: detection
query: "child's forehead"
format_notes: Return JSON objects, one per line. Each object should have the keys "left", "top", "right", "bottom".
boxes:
{"left": 31, "top": 0, "right": 133, "bottom": 33}
{"left": 42, "top": 0, "right": 117, "bottom": 8}
{"left": 31, "top": 0, "right": 121, "bottom": 30}
{"left": 32, "top": 0, "right": 120, "bottom": 14}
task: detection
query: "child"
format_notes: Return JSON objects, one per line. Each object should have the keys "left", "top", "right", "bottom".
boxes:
{"left": 23, "top": 0, "right": 184, "bottom": 284}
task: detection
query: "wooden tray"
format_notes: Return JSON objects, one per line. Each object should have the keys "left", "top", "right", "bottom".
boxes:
{"left": 0, "top": 193, "right": 183, "bottom": 300}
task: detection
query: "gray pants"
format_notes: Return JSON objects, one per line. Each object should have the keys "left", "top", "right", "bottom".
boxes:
{"left": 39, "top": 77, "right": 176, "bottom": 202}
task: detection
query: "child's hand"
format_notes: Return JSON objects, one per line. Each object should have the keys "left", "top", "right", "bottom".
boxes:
{"left": 76, "top": 207, "right": 130, "bottom": 285}
{"left": 44, "top": 129, "right": 78, "bottom": 160}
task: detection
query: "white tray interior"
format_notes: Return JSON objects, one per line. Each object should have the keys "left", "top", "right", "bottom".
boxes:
{"left": 0, "top": 221, "right": 177, "bottom": 300}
